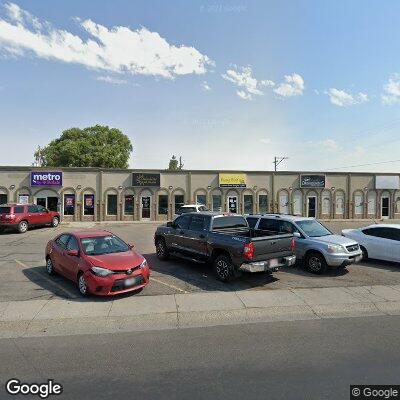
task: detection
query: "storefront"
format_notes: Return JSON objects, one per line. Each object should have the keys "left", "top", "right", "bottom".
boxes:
{"left": 31, "top": 171, "right": 62, "bottom": 212}
{"left": 0, "top": 167, "right": 399, "bottom": 221}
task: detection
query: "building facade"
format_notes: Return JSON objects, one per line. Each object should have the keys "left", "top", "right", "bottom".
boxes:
{"left": 1, "top": 166, "right": 400, "bottom": 221}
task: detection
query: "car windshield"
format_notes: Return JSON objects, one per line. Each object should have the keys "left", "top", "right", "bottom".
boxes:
{"left": 80, "top": 235, "right": 130, "bottom": 255}
{"left": 0, "top": 206, "right": 11, "bottom": 214}
{"left": 296, "top": 220, "right": 331, "bottom": 237}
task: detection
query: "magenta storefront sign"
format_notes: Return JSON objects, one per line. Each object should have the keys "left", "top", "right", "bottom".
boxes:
{"left": 30, "top": 171, "right": 63, "bottom": 187}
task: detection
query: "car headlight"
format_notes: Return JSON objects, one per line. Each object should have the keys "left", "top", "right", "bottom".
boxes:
{"left": 327, "top": 244, "right": 344, "bottom": 254}
{"left": 90, "top": 266, "right": 113, "bottom": 277}
{"left": 140, "top": 259, "right": 148, "bottom": 269}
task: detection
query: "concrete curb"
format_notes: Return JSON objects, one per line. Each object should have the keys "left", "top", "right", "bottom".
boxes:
{"left": 1, "top": 285, "right": 400, "bottom": 338}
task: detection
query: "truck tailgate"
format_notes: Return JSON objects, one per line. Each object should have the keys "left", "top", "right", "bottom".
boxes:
{"left": 251, "top": 234, "right": 293, "bottom": 261}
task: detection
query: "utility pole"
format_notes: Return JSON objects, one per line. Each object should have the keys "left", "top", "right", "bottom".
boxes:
{"left": 273, "top": 156, "right": 288, "bottom": 171}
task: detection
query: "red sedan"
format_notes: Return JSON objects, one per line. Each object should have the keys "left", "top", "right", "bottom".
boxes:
{"left": 45, "top": 230, "right": 150, "bottom": 296}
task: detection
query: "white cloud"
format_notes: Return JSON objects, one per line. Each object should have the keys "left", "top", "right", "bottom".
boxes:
{"left": 308, "top": 138, "right": 340, "bottom": 151}
{"left": 326, "top": 88, "right": 369, "bottom": 107}
{"left": 0, "top": 3, "right": 213, "bottom": 79}
{"left": 260, "top": 138, "right": 271, "bottom": 144}
{"left": 201, "top": 81, "right": 211, "bottom": 91}
{"left": 96, "top": 75, "right": 127, "bottom": 85}
{"left": 236, "top": 90, "right": 252, "bottom": 100}
{"left": 222, "top": 65, "right": 273, "bottom": 100}
{"left": 273, "top": 73, "right": 304, "bottom": 98}
{"left": 381, "top": 74, "right": 400, "bottom": 105}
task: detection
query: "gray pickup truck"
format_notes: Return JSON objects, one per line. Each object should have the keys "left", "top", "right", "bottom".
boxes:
{"left": 154, "top": 212, "right": 296, "bottom": 282}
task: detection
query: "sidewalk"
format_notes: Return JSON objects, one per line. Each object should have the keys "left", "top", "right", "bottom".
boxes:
{"left": 1, "top": 285, "right": 400, "bottom": 338}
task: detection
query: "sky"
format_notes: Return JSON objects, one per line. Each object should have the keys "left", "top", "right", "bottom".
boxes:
{"left": 0, "top": 0, "right": 400, "bottom": 172}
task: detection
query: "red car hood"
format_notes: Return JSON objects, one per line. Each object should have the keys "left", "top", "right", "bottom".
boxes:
{"left": 86, "top": 251, "right": 144, "bottom": 271}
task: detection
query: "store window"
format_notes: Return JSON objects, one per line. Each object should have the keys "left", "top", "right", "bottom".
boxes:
{"left": 174, "top": 195, "right": 184, "bottom": 213}
{"left": 258, "top": 194, "right": 268, "bottom": 214}
{"left": 84, "top": 194, "right": 95, "bottom": 216}
{"left": 107, "top": 194, "right": 118, "bottom": 216}
{"left": 196, "top": 194, "right": 207, "bottom": 206}
{"left": 64, "top": 194, "right": 75, "bottom": 216}
{"left": 0, "top": 193, "right": 7, "bottom": 204}
{"left": 36, "top": 197, "right": 46, "bottom": 208}
{"left": 244, "top": 194, "right": 253, "bottom": 214}
{"left": 212, "top": 195, "right": 222, "bottom": 212}
{"left": 124, "top": 195, "right": 134, "bottom": 215}
{"left": 158, "top": 195, "right": 168, "bottom": 215}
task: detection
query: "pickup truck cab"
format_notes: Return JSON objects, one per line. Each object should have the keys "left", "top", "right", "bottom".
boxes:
{"left": 246, "top": 214, "right": 362, "bottom": 274}
{"left": 154, "top": 212, "right": 296, "bottom": 282}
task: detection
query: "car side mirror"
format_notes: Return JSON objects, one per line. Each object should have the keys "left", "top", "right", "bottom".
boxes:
{"left": 167, "top": 221, "right": 173, "bottom": 228}
{"left": 129, "top": 244, "right": 135, "bottom": 249}
{"left": 293, "top": 232, "right": 302, "bottom": 238}
{"left": 66, "top": 249, "right": 79, "bottom": 257}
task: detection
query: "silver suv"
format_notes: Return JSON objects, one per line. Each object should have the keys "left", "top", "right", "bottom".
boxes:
{"left": 246, "top": 214, "right": 362, "bottom": 274}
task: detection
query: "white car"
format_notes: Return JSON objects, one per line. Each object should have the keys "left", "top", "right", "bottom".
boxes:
{"left": 175, "top": 204, "right": 208, "bottom": 217}
{"left": 342, "top": 224, "right": 400, "bottom": 263}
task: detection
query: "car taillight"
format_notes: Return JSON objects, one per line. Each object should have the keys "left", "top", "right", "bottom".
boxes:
{"left": 291, "top": 238, "right": 295, "bottom": 253}
{"left": 243, "top": 242, "right": 254, "bottom": 260}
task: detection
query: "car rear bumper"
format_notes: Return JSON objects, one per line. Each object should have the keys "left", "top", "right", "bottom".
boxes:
{"left": 84, "top": 267, "right": 150, "bottom": 296}
{"left": 325, "top": 251, "right": 363, "bottom": 267}
{"left": 239, "top": 255, "right": 296, "bottom": 273}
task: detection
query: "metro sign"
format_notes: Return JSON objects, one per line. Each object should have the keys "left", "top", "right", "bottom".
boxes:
{"left": 30, "top": 171, "right": 63, "bottom": 187}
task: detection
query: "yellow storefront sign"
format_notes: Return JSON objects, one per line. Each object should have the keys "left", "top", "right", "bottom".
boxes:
{"left": 219, "top": 173, "right": 247, "bottom": 188}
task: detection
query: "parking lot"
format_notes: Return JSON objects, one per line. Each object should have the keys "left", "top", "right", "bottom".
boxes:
{"left": 0, "top": 220, "right": 399, "bottom": 302}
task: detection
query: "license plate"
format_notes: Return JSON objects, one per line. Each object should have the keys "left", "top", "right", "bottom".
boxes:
{"left": 125, "top": 277, "right": 139, "bottom": 287}
{"left": 269, "top": 259, "right": 279, "bottom": 267}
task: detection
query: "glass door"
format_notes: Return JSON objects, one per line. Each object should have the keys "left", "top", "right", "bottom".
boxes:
{"left": 307, "top": 196, "right": 317, "bottom": 218}
{"left": 227, "top": 196, "right": 238, "bottom": 213}
{"left": 141, "top": 196, "right": 151, "bottom": 220}
{"left": 381, "top": 197, "right": 390, "bottom": 219}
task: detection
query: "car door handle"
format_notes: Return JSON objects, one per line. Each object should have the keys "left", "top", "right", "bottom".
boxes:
{"left": 179, "top": 230, "right": 185, "bottom": 235}
{"left": 199, "top": 234, "right": 206, "bottom": 239}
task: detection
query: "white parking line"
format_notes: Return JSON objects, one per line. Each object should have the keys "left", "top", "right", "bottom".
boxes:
{"left": 151, "top": 277, "right": 190, "bottom": 294}
{"left": 14, "top": 259, "right": 78, "bottom": 299}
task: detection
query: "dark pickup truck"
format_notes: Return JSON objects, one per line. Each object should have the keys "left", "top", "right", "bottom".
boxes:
{"left": 154, "top": 212, "right": 296, "bottom": 282}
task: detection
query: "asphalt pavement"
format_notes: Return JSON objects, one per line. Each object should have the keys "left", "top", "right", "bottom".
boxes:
{"left": 1, "top": 220, "right": 400, "bottom": 302}
{"left": 1, "top": 316, "right": 399, "bottom": 400}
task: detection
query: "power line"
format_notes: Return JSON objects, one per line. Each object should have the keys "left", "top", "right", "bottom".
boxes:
{"left": 326, "top": 158, "right": 400, "bottom": 171}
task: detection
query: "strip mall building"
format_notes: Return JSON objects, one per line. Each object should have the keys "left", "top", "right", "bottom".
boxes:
{"left": 0, "top": 166, "right": 400, "bottom": 221}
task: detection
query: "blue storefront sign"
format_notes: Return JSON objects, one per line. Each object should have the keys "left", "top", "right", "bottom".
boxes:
{"left": 30, "top": 171, "right": 63, "bottom": 187}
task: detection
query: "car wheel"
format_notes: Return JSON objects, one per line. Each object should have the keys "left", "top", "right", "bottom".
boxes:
{"left": 360, "top": 246, "right": 368, "bottom": 261}
{"left": 46, "top": 258, "right": 55, "bottom": 275}
{"left": 306, "top": 252, "right": 327, "bottom": 274}
{"left": 78, "top": 273, "right": 89, "bottom": 296}
{"left": 156, "top": 239, "right": 169, "bottom": 260}
{"left": 213, "top": 255, "right": 234, "bottom": 283}
{"left": 51, "top": 217, "right": 59, "bottom": 228}
{"left": 18, "top": 220, "right": 28, "bottom": 234}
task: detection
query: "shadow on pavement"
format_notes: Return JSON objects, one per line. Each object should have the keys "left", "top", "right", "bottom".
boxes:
{"left": 143, "top": 252, "right": 279, "bottom": 292}
{"left": 22, "top": 265, "right": 143, "bottom": 302}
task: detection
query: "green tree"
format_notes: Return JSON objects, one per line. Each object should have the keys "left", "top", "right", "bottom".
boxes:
{"left": 35, "top": 125, "right": 133, "bottom": 168}
{"left": 168, "top": 155, "right": 184, "bottom": 170}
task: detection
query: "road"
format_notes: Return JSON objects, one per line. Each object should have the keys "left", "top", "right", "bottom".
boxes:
{"left": 1, "top": 316, "right": 399, "bottom": 400}
{"left": 1, "top": 220, "right": 400, "bottom": 302}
